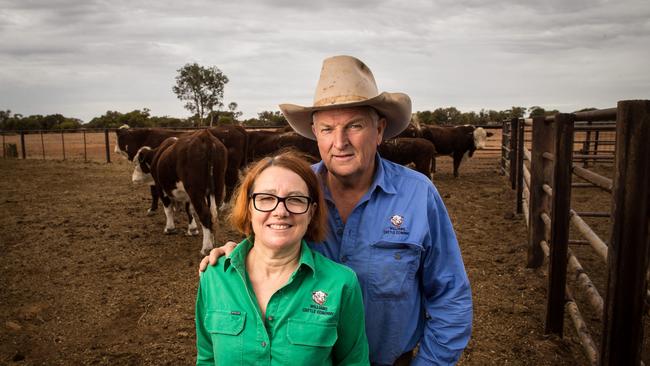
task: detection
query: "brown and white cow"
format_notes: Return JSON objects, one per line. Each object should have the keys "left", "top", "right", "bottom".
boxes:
{"left": 378, "top": 137, "right": 436, "bottom": 179}
{"left": 115, "top": 126, "right": 185, "bottom": 215}
{"left": 116, "top": 125, "right": 247, "bottom": 214}
{"left": 419, "top": 125, "right": 490, "bottom": 177}
{"left": 132, "top": 130, "right": 228, "bottom": 255}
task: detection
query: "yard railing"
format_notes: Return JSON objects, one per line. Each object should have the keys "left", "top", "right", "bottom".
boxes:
{"left": 502, "top": 100, "right": 650, "bottom": 366}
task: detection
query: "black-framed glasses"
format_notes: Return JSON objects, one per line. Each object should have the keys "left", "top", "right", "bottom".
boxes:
{"left": 250, "top": 193, "right": 313, "bottom": 214}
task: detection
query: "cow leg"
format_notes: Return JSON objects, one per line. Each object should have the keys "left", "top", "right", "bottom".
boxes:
{"left": 147, "top": 185, "right": 159, "bottom": 216}
{"left": 186, "top": 203, "right": 199, "bottom": 236}
{"left": 189, "top": 192, "right": 217, "bottom": 256}
{"left": 432, "top": 156, "right": 437, "bottom": 173}
{"left": 161, "top": 196, "right": 177, "bottom": 234}
{"left": 453, "top": 152, "right": 464, "bottom": 178}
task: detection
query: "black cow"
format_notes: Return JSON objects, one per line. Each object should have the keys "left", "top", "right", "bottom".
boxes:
{"left": 419, "top": 125, "right": 489, "bottom": 177}
{"left": 247, "top": 130, "right": 320, "bottom": 163}
{"left": 378, "top": 138, "right": 436, "bottom": 179}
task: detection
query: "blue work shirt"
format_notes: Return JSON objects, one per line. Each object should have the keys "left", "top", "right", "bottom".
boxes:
{"left": 310, "top": 155, "right": 473, "bottom": 365}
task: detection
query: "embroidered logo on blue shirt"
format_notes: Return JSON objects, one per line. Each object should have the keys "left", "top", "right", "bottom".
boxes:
{"left": 385, "top": 214, "right": 409, "bottom": 235}
{"left": 390, "top": 215, "right": 404, "bottom": 228}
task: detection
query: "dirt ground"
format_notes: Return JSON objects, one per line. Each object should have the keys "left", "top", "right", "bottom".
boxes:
{"left": 0, "top": 148, "right": 624, "bottom": 365}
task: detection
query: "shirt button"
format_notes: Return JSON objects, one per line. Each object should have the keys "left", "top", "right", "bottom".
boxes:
{"left": 261, "top": 341, "right": 267, "bottom": 347}
{"left": 394, "top": 253, "right": 401, "bottom": 260}
{"left": 336, "top": 228, "right": 343, "bottom": 235}
{"left": 341, "top": 255, "right": 349, "bottom": 263}
{"left": 268, "top": 316, "right": 274, "bottom": 321}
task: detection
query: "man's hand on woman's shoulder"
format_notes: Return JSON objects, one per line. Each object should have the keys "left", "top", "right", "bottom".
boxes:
{"left": 198, "top": 241, "right": 238, "bottom": 275}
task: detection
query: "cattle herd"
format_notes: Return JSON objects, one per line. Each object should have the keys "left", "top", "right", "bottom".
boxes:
{"left": 114, "top": 123, "right": 491, "bottom": 254}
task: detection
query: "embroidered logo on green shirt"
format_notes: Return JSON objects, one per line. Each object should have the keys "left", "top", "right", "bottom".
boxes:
{"left": 312, "top": 290, "right": 328, "bottom": 305}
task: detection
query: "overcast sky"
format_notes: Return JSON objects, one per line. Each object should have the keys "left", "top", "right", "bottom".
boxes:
{"left": 1, "top": 0, "right": 649, "bottom": 122}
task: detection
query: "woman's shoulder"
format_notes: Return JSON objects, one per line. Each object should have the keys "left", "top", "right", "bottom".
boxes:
{"left": 199, "top": 256, "right": 229, "bottom": 283}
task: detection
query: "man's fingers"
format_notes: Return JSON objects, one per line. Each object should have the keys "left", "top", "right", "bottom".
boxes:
{"left": 198, "top": 241, "right": 238, "bottom": 275}
{"left": 208, "top": 247, "right": 221, "bottom": 265}
{"left": 198, "top": 255, "right": 210, "bottom": 275}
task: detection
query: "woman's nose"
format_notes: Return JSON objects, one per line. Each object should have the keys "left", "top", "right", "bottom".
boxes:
{"left": 272, "top": 200, "right": 290, "bottom": 216}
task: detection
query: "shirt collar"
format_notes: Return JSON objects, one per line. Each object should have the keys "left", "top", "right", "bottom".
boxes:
{"left": 313, "top": 154, "right": 397, "bottom": 204}
{"left": 224, "top": 237, "right": 317, "bottom": 279}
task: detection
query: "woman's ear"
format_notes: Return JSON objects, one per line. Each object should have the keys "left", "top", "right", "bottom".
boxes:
{"left": 309, "top": 203, "right": 317, "bottom": 220}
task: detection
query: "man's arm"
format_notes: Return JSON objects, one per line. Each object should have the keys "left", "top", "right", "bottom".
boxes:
{"left": 413, "top": 188, "right": 473, "bottom": 366}
{"left": 197, "top": 241, "right": 238, "bottom": 275}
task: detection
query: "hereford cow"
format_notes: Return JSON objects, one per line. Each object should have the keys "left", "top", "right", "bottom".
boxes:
{"left": 132, "top": 130, "right": 228, "bottom": 255}
{"left": 419, "top": 125, "right": 489, "bottom": 177}
{"left": 378, "top": 137, "right": 436, "bottom": 179}
{"left": 115, "top": 125, "right": 247, "bottom": 214}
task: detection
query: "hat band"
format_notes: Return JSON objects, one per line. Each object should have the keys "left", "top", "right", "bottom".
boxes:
{"left": 313, "top": 95, "right": 372, "bottom": 107}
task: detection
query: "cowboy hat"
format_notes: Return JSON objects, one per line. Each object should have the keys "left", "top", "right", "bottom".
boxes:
{"left": 279, "top": 55, "right": 412, "bottom": 140}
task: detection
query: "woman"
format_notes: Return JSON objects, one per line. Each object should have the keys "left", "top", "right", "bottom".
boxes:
{"left": 196, "top": 152, "right": 369, "bottom": 366}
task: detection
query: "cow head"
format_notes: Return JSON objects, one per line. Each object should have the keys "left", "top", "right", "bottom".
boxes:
{"left": 132, "top": 146, "right": 155, "bottom": 185}
{"left": 472, "top": 127, "right": 488, "bottom": 150}
{"left": 115, "top": 125, "right": 145, "bottom": 161}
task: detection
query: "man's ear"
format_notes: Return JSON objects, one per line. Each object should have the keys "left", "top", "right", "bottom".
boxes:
{"left": 376, "top": 117, "right": 387, "bottom": 144}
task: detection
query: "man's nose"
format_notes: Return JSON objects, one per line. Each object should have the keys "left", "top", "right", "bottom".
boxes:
{"left": 333, "top": 128, "right": 349, "bottom": 150}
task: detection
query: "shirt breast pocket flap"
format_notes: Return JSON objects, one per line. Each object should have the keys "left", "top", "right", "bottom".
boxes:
{"left": 369, "top": 241, "right": 423, "bottom": 299}
{"left": 205, "top": 310, "right": 246, "bottom": 336}
{"left": 287, "top": 319, "right": 338, "bottom": 347}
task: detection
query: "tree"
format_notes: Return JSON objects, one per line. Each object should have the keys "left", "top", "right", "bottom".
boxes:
{"left": 256, "top": 111, "right": 288, "bottom": 127}
{"left": 228, "top": 102, "right": 242, "bottom": 122}
{"left": 172, "top": 63, "right": 229, "bottom": 127}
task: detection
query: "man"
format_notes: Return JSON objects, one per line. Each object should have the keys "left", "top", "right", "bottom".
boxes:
{"left": 200, "top": 55, "right": 472, "bottom": 365}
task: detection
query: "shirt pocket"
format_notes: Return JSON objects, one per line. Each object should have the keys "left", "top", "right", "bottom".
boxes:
{"left": 369, "top": 241, "right": 423, "bottom": 300}
{"left": 204, "top": 310, "right": 246, "bottom": 363}
{"left": 287, "top": 318, "right": 338, "bottom": 347}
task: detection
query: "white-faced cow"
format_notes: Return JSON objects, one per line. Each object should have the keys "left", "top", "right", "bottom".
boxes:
{"left": 378, "top": 137, "right": 436, "bottom": 179}
{"left": 116, "top": 125, "right": 247, "bottom": 214}
{"left": 419, "top": 125, "right": 490, "bottom": 177}
{"left": 115, "top": 126, "right": 185, "bottom": 214}
{"left": 132, "top": 130, "right": 228, "bottom": 255}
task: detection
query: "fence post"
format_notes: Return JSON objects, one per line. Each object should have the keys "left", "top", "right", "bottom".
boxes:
{"left": 104, "top": 129, "right": 111, "bottom": 163}
{"left": 500, "top": 120, "right": 508, "bottom": 175}
{"left": 527, "top": 116, "right": 553, "bottom": 268}
{"left": 40, "top": 131, "right": 45, "bottom": 159}
{"left": 83, "top": 130, "right": 87, "bottom": 162}
{"left": 600, "top": 100, "right": 650, "bottom": 366}
{"left": 515, "top": 118, "right": 525, "bottom": 214}
{"left": 61, "top": 130, "right": 66, "bottom": 160}
{"left": 583, "top": 121, "right": 592, "bottom": 167}
{"left": 20, "top": 131, "right": 26, "bottom": 159}
{"left": 544, "top": 113, "right": 575, "bottom": 336}
{"left": 509, "top": 118, "right": 519, "bottom": 189}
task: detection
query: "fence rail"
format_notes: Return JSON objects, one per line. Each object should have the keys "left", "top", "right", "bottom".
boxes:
{"left": 501, "top": 100, "right": 650, "bottom": 366}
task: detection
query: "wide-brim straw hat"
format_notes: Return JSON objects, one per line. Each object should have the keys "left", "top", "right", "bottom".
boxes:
{"left": 279, "top": 55, "right": 412, "bottom": 140}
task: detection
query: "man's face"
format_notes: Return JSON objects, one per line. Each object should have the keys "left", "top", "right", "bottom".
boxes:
{"left": 312, "top": 107, "right": 386, "bottom": 182}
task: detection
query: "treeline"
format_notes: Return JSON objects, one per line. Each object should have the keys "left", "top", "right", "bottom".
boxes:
{"left": 1, "top": 105, "right": 577, "bottom": 132}
{"left": 0, "top": 108, "right": 289, "bottom": 131}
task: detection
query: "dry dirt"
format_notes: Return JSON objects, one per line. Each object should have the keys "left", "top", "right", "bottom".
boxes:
{"left": 0, "top": 147, "right": 626, "bottom": 365}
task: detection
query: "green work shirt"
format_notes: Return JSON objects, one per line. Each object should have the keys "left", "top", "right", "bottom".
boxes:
{"left": 196, "top": 238, "right": 369, "bottom": 366}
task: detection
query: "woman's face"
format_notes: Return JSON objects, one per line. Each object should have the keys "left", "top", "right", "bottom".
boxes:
{"left": 250, "top": 166, "right": 314, "bottom": 252}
